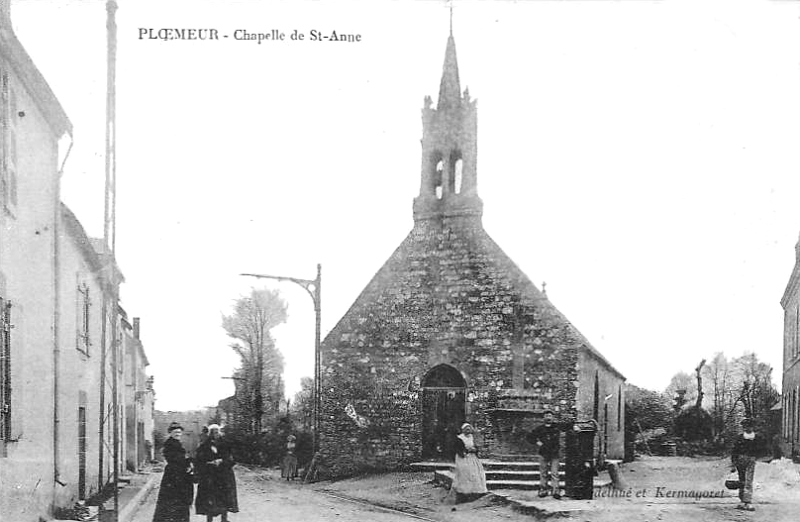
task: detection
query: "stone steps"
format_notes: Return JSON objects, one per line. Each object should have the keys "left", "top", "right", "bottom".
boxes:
{"left": 482, "top": 460, "right": 565, "bottom": 472}
{"left": 408, "top": 461, "right": 454, "bottom": 472}
{"left": 410, "top": 459, "right": 565, "bottom": 473}
{"left": 485, "top": 469, "right": 564, "bottom": 481}
{"left": 434, "top": 469, "right": 566, "bottom": 491}
{"left": 422, "top": 459, "right": 566, "bottom": 492}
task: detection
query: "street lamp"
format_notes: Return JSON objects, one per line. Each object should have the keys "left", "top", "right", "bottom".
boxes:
{"left": 241, "top": 264, "right": 321, "bottom": 455}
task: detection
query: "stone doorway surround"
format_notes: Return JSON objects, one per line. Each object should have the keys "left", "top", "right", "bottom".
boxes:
{"left": 421, "top": 364, "right": 466, "bottom": 460}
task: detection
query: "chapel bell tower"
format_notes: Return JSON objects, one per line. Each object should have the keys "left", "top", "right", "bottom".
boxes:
{"left": 413, "top": 30, "right": 483, "bottom": 223}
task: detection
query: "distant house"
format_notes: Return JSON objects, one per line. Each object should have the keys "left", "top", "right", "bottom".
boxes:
{"left": 121, "top": 312, "right": 155, "bottom": 471}
{"left": 59, "top": 204, "right": 124, "bottom": 503}
{"left": 318, "top": 31, "right": 625, "bottom": 478}
{"left": 154, "top": 409, "right": 216, "bottom": 457}
{"left": 217, "top": 395, "right": 238, "bottom": 429}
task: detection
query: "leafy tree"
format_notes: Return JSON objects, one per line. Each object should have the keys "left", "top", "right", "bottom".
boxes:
{"left": 703, "top": 352, "right": 732, "bottom": 438}
{"left": 290, "top": 376, "right": 314, "bottom": 433}
{"left": 664, "top": 372, "right": 695, "bottom": 412}
{"left": 625, "top": 384, "right": 673, "bottom": 457}
{"left": 726, "top": 352, "right": 780, "bottom": 442}
{"left": 626, "top": 385, "right": 673, "bottom": 432}
{"left": 222, "top": 288, "right": 288, "bottom": 435}
{"left": 672, "top": 359, "right": 714, "bottom": 443}
{"left": 664, "top": 351, "right": 779, "bottom": 452}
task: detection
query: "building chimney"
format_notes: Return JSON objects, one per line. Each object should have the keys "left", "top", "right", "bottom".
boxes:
{"left": 133, "top": 317, "right": 140, "bottom": 340}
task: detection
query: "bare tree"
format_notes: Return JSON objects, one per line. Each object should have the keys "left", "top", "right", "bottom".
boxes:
{"left": 222, "top": 288, "right": 288, "bottom": 434}
{"left": 694, "top": 359, "right": 706, "bottom": 409}
{"left": 703, "top": 352, "right": 730, "bottom": 437}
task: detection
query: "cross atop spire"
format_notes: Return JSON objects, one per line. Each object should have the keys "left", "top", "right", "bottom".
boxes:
{"left": 449, "top": 0, "right": 454, "bottom": 36}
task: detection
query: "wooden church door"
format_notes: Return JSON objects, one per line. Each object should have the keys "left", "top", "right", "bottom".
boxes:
{"left": 421, "top": 364, "right": 466, "bottom": 461}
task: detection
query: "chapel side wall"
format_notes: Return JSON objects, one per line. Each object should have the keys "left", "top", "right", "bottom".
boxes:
{"left": 576, "top": 349, "right": 625, "bottom": 460}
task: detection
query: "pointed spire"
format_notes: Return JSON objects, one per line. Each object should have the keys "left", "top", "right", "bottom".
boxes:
{"left": 437, "top": 34, "right": 461, "bottom": 111}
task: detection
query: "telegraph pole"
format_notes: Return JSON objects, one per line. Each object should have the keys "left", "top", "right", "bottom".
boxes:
{"left": 102, "top": 1, "right": 119, "bottom": 519}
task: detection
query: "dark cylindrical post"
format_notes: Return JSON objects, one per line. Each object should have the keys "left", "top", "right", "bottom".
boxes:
{"left": 313, "top": 264, "right": 321, "bottom": 455}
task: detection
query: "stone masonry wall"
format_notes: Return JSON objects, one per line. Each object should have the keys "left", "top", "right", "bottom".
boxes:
{"left": 317, "top": 215, "right": 615, "bottom": 477}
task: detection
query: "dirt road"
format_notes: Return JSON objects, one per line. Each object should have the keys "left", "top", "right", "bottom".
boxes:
{"left": 128, "top": 467, "right": 482, "bottom": 522}
{"left": 129, "top": 458, "right": 800, "bottom": 522}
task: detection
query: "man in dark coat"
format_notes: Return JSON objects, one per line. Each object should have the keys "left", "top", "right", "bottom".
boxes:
{"left": 153, "top": 422, "right": 194, "bottom": 522}
{"left": 731, "top": 418, "right": 767, "bottom": 512}
{"left": 195, "top": 424, "right": 239, "bottom": 522}
{"left": 527, "top": 410, "right": 571, "bottom": 499}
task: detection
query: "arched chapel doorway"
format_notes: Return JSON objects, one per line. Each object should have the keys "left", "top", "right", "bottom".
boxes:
{"left": 421, "top": 364, "right": 466, "bottom": 461}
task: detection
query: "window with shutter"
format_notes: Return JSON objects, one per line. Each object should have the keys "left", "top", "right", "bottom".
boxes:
{"left": 77, "top": 283, "right": 91, "bottom": 355}
{"left": 0, "top": 297, "right": 12, "bottom": 445}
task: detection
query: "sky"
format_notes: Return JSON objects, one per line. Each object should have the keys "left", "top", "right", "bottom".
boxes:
{"left": 8, "top": 0, "right": 800, "bottom": 411}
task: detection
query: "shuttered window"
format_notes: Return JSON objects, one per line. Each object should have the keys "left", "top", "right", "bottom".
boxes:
{"left": 77, "top": 283, "right": 91, "bottom": 354}
{"left": 0, "top": 297, "right": 12, "bottom": 444}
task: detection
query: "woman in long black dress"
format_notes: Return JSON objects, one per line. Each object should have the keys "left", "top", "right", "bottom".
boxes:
{"left": 152, "top": 422, "right": 194, "bottom": 522}
{"left": 195, "top": 424, "right": 239, "bottom": 522}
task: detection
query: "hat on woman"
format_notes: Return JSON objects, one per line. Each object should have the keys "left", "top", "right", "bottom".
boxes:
{"left": 460, "top": 423, "right": 473, "bottom": 432}
{"left": 167, "top": 421, "right": 183, "bottom": 432}
{"left": 207, "top": 423, "right": 222, "bottom": 433}
{"left": 287, "top": 434, "right": 296, "bottom": 442}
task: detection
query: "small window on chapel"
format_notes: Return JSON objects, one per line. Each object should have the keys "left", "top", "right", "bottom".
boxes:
{"left": 792, "top": 307, "right": 800, "bottom": 357}
{"left": 454, "top": 159, "right": 463, "bottom": 194}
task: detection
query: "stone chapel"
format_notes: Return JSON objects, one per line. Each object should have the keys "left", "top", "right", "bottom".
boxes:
{"left": 318, "top": 31, "right": 626, "bottom": 478}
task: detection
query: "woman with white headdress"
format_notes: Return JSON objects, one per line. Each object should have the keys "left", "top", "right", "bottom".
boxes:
{"left": 451, "top": 423, "right": 488, "bottom": 503}
{"left": 195, "top": 424, "right": 238, "bottom": 522}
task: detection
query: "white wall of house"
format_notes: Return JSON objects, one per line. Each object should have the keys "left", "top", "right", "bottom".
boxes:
{"left": 0, "top": 14, "right": 151, "bottom": 520}
{"left": 0, "top": 33, "right": 66, "bottom": 521}
{"left": 58, "top": 206, "right": 110, "bottom": 505}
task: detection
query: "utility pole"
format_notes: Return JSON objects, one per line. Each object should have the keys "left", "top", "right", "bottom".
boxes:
{"left": 241, "top": 264, "right": 321, "bottom": 453}
{"left": 100, "top": 1, "right": 119, "bottom": 519}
